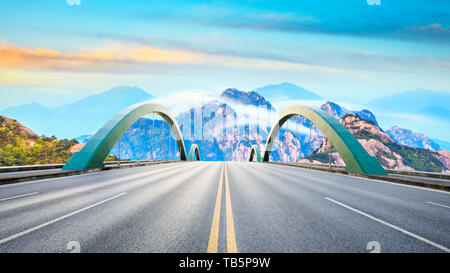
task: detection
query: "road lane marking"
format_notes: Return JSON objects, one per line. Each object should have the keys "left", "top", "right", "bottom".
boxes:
{"left": 325, "top": 197, "right": 450, "bottom": 253}
{"left": 427, "top": 201, "right": 450, "bottom": 209}
{"left": 0, "top": 192, "right": 127, "bottom": 245}
{"left": 224, "top": 163, "right": 238, "bottom": 253}
{"left": 207, "top": 164, "right": 224, "bottom": 253}
{"left": 259, "top": 163, "right": 450, "bottom": 195}
{"left": 0, "top": 192, "right": 39, "bottom": 202}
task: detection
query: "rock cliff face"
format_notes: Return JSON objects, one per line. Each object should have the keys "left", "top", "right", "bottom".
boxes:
{"left": 315, "top": 115, "right": 404, "bottom": 169}
{"left": 341, "top": 115, "right": 393, "bottom": 143}
{"left": 69, "top": 143, "right": 85, "bottom": 154}
{"left": 357, "top": 139, "right": 415, "bottom": 171}
{"left": 316, "top": 112, "right": 392, "bottom": 153}
{"left": 314, "top": 114, "right": 449, "bottom": 172}
{"left": 435, "top": 150, "right": 450, "bottom": 173}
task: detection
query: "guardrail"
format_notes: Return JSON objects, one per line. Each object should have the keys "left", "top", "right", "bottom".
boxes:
{"left": 265, "top": 161, "right": 450, "bottom": 191}
{"left": 0, "top": 160, "right": 157, "bottom": 173}
{"left": 386, "top": 169, "right": 450, "bottom": 180}
{"left": 1, "top": 161, "right": 449, "bottom": 191}
{"left": 0, "top": 160, "right": 178, "bottom": 185}
{"left": 280, "top": 162, "right": 449, "bottom": 180}
{"left": 0, "top": 164, "right": 65, "bottom": 173}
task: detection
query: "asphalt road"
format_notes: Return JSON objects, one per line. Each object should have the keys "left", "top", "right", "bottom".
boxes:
{"left": 0, "top": 162, "right": 449, "bottom": 253}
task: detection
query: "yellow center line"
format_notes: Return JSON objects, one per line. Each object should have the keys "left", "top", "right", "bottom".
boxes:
{"left": 206, "top": 163, "right": 224, "bottom": 253}
{"left": 224, "top": 163, "right": 238, "bottom": 253}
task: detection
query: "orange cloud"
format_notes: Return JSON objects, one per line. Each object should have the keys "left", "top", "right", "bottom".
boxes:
{"left": 0, "top": 42, "right": 202, "bottom": 72}
{"left": 0, "top": 41, "right": 349, "bottom": 78}
{"left": 0, "top": 46, "right": 63, "bottom": 69}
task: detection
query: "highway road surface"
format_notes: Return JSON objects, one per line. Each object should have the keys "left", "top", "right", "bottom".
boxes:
{"left": 0, "top": 162, "right": 449, "bottom": 253}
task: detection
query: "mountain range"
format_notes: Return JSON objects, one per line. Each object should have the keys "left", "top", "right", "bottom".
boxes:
{"left": 72, "top": 94, "right": 449, "bottom": 172}
{"left": 3, "top": 83, "right": 448, "bottom": 141}
{"left": 417, "top": 105, "right": 450, "bottom": 120}
{"left": 1, "top": 83, "right": 450, "bottom": 172}
{"left": 0, "top": 86, "right": 154, "bottom": 139}
{"left": 368, "top": 88, "right": 450, "bottom": 115}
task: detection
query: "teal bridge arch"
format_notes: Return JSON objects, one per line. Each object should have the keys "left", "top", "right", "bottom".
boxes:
{"left": 63, "top": 102, "right": 200, "bottom": 170}
{"left": 248, "top": 145, "right": 261, "bottom": 162}
{"left": 187, "top": 144, "right": 201, "bottom": 161}
{"left": 253, "top": 105, "right": 387, "bottom": 175}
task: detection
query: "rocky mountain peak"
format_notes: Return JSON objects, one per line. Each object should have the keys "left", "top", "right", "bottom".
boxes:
{"left": 320, "top": 101, "right": 344, "bottom": 119}
{"left": 386, "top": 126, "right": 440, "bottom": 151}
{"left": 320, "top": 101, "right": 378, "bottom": 126}
{"left": 316, "top": 113, "right": 392, "bottom": 153}
{"left": 340, "top": 114, "right": 392, "bottom": 143}
{"left": 221, "top": 88, "right": 273, "bottom": 109}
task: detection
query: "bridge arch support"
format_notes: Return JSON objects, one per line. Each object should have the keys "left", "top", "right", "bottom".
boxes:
{"left": 248, "top": 145, "right": 262, "bottom": 162}
{"left": 63, "top": 102, "right": 188, "bottom": 170}
{"left": 187, "top": 144, "right": 201, "bottom": 161}
{"left": 264, "top": 105, "right": 387, "bottom": 175}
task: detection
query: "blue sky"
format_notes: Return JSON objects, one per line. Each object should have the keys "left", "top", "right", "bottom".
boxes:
{"left": 0, "top": 0, "right": 449, "bottom": 108}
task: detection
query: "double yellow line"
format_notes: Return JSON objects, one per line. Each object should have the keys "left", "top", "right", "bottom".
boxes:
{"left": 207, "top": 163, "right": 238, "bottom": 253}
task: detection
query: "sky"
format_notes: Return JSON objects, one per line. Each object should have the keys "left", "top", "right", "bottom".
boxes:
{"left": 0, "top": 0, "right": 449, "bottom": 109}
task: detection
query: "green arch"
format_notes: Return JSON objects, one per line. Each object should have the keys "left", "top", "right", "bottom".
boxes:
{"left": 248, "top": 145, "right": 262, "bottom": 162}
{"left": 263, "top": 105, "right": 387, "bottom": 175}
{"left": 187, "top": 144, "right": 201, "bottom": 161}
{"left": 63, "top": 102, "right": 188, "bottom": 170}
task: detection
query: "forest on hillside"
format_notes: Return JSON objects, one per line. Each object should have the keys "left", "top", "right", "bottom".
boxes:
{"left": 0, "top": 116, "right": 78, "bottom": 166}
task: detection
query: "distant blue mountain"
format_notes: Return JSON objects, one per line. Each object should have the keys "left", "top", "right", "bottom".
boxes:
{"left": 368, "top": 89, "right": 450, "bottom": 113}
{"left": 0, "top": 103, "right": 51, "bottom": 134}
{"left": 0, "top": 86, "right": 154, "bottom": 139}
{"left": 417, "top": 105, "right": 450, "bottom": 120}
{"left": 255, "top": 82, "right": 322, "bottom": 101}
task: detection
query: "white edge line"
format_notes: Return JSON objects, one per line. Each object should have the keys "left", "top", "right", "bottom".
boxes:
{"left": 325, "top": 197, "right": 450, "bottom": 253}
{"left": 0, "top": 192, "right": 39, "bottom": 202}
{"left": 0, "top": 192, "right": 127, "bottom": 245}
{"left": 427, "top": 201, "right": 450, "bottom": 209}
